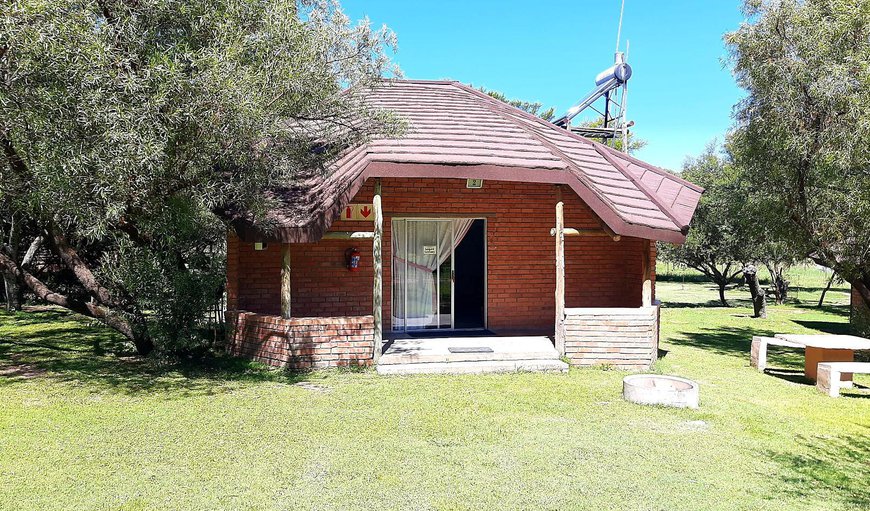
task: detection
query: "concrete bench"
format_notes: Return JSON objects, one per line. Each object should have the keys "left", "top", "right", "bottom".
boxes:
{"left": 816, "top": 362, "right": 870, "bottom": 397}
{"left": 751, "top": 336, "right": 805, "bottom": 372}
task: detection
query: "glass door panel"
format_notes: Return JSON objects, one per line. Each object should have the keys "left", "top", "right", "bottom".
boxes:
{"left": 392, "top": 219, "right": 453, "bottom": 330}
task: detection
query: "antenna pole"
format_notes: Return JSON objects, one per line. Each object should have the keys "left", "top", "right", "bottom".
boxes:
{"left": 615, "top": 0, "right": 626, "bottom": 54}
{"left": 622, "top": 40, "right": 630, "bottom": 153}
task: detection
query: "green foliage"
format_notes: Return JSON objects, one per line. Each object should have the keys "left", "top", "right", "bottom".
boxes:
{"left": 726, "top": 0, "right": 870, "bottom": 304}
{"left": 0, "top": 0, "right": 399, "bottom": 353}
{"left": 478, "top": 86, "right": 556, "bottom": 121}
{"left": 478, "top": 86, "right": 647, "bottom": 152}
{"left": 658, "top": 144, "right": 747, "bottom": 303}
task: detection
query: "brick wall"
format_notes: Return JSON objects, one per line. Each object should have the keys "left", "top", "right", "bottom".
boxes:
{"left": 563, "top": 306, "right": 659, "bottom": 370}
{"left": 227, "top": 178, "right": 655, "bottom": 335}
{"left": 227, "top": 311, "right": 374, "bottom": 369}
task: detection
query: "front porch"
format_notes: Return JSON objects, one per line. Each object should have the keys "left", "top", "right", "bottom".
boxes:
{"left": 226, "top": 179, "right": 662, "bottom": 373}
{"left": 377, "top": 335, "right": 568, "bottom": 375}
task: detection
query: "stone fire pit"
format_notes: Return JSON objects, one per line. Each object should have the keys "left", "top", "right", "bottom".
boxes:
{"left": 623, "top": 374, "right": 699, "bottom": 409}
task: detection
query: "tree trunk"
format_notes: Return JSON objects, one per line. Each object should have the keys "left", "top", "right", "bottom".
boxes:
{"left": 2, "top": 213, "right": 22, "bottom": 311}
{"left": 744, "top": 265, "right": 767, "bottom": 318}
{"left": 3, "top": 273, "right": 20, "bottom": 311}
{"left": 818, "top": 271, "right": 836, "bottom": 307}
{"left": 765, "top": 263, "right": 788, "bottom": 305}
{"left": 0, "top": 247, "right": 154, "bottom": 355}
{"left": 717, "top": 281, "right": 728, "bottom": 307}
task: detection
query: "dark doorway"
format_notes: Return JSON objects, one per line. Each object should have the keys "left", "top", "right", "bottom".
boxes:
{"left": 453, "top": 219, "right": 486, "bottom": 329}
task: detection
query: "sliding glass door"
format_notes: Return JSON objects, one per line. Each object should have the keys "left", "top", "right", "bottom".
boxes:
{"left": 391, "top": 218, "right": 475, "bottom": 331}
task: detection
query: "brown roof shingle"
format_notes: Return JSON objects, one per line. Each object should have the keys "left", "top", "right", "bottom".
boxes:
{"left": 244, "top": 80, "right": 702, "bottom": 243}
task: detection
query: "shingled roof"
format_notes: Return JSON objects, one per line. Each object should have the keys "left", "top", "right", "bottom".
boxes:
{"left": 244, "top": 79, "right": 703, "bottom": 244}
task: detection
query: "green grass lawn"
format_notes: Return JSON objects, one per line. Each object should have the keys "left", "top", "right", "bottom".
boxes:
{"left": 1, "top": 273, "right": 869, "bottom": 510}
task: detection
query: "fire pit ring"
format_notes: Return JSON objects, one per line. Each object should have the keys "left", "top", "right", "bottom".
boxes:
{"left": 623, "top": 374, "right": 699, "bottom": 409}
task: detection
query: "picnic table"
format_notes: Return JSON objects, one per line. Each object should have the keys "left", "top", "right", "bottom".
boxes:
{"left": 774, "top": 334, "right": 870, "bottom": 383}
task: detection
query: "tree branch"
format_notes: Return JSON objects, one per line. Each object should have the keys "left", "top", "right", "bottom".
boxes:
{"left": 20, "top": 235, "right": 43, "bottom": 269}
{"left": 47, "top": 224, "right": 129, "bottom": 310}
{"left": 0, "top": 249, "right": 151, "bottom": 353}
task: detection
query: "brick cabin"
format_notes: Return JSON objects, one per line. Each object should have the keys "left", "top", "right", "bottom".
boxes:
{"left": 226, "top": 80, "right": 702, "bottom": 370}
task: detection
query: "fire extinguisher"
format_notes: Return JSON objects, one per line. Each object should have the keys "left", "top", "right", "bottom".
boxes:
{"left": 345, "top": 247, "right": 361, "bottom": 272}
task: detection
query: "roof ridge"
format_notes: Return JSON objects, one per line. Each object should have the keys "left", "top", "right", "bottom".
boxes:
{"left": 451, "top": 83, "right": 667, "bottom": 233}
{"left": 377, "top": 78, "right": 460, "bottom": 86}
{"left": 597, "top": 144, "right": 704, "bottom": 193}
{"left": 450, "top": 81, "right": 693, "bottom": 230}
{"left": 587, "top": 141, "right": 689, "bottom": 232}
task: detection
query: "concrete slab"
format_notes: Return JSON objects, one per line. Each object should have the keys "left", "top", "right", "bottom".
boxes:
{"left": 376, "top": 358, "right": 568, "bottom": 375}
{"left": 379, "top": 336, "right": 559, "bottom": 365}
{"left": 377, "top": 335, "right": 567, "bottom": 375}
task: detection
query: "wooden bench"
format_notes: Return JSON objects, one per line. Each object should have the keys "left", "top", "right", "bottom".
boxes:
{"left": 750, "top": 336, "right": 805, "bottom": 372}
{"left": 816, "top": 362, "right": 870, "bottom": 397}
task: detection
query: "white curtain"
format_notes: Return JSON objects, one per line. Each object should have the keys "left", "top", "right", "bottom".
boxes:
{"left": 392, "top": 219, "right": 475, "bottom": 329}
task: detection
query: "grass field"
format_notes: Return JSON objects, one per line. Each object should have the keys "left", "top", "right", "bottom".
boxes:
{"left": 0, "top": 267, "right": 868, "bottom": 510}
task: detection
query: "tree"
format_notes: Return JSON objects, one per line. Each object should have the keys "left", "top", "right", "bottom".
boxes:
{"left": 726, "top": 0, "right": 870, "bottom": 312}
{"left": 478, "top": 87, "right": 556, "bottom": 121}
{"left": 658, "top": 144, "right": 746, "bottom": 306}
{"left": 0, "top": 0, "right": 399, "bottom": 355}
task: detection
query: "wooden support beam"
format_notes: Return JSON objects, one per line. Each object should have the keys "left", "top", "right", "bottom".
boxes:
{"left": 600, "top": 222, "right": 622, "bottom": 242}
{"left": 555, "top": 201, "right": 566, "bottom": 356}
{"left": 549, "top": 227, "right": 613, "bottom": 237}
{"left": 321, "top": 231, "right": 374, "bottom": 240}
{"left": 372, "top": 179, "right": 383, "bottom": 363}
{"left": 281, "top": 244, "right": 291, "bottom": 319}
{"left": 642, "top": 240, "right": 653, "bottom": 307}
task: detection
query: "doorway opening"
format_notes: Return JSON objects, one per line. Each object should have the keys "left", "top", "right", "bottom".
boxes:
{"left": 391, "top": 218, "right": 486, "bottom": 331}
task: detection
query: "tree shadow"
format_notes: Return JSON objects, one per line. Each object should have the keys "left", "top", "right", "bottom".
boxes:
{"left": 0, "top": 309, "right": 320, "bottom": 397}
{"left": 793, "top": 303, "right": 851, "bottom": 317}
{"left": 767, "top": 430, "right": 870, "bottom": 509}
{"left": 790, "top": 320, "right": 852, "bottom": 335}
{"left": 659, "top": 299, "right": 729, "bottom": 309}
{"left": 670, "top": 325, "right": 773, "bottom": 359}
{"left": 670, "top": 325, "right": 808, "bottom": 369}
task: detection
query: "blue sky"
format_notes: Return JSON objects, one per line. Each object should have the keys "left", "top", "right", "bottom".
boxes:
{"left": 342, "top": 0, "right": 746, "bottom": 171}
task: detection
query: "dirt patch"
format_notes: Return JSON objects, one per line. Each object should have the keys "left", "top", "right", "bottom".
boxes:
{"left": 0, "top": 363, "right": 47, "bottom": 379}
{"left": 295, "top": 381, "right": 329, "bottom": 393}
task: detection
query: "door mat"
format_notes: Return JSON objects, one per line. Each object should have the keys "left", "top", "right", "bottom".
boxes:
{"left": 448, "top": 346, "right": 494, "bottom": 353}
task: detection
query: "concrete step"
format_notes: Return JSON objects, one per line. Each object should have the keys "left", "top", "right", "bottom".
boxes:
{"left": 379, "top": 336, "right": 560, "bottom": 365}
{"left": 376, "top": 358, "right": 569, "bottom": 376}
{"left": 378, "top": 349, "right": 560, "bottom": 365}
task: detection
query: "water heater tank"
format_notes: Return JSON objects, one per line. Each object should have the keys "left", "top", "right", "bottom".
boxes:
{"left": 594, "top": 63, "right": 632, "bottom": 86}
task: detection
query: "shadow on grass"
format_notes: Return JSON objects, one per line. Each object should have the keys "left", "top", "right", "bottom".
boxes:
{"left": 670, "top": 325, "right": 775, "bottom": 359}
{"left": 660, "top": 299, "right": 731, "bottom": 309}
{"left": 768, "top": 431, "right": 870, "bottom": 509}
{"left": 0, "top": 309, "right": 320, "bottom": 397}
{"left": 670, "top": 325, "right": 808, "bottom": 370}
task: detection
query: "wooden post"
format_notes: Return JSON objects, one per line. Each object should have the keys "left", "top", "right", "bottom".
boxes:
{"left": 642, "top": 240, "right": 652, "bottom": 307}
{"left": 372, "top": 179, "right": 383, "bottom": 363}
{"left": 555, "top": 201, "right": 566, "bottom": 356}
{"left": 281, "top": 244, "right": 291, "bottom": 319}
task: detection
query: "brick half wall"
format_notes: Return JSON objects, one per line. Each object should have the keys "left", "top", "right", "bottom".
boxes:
{"left": 563, "top": 306, "right": 659, "bottom": 370}
{"left": 227, "top": 311, "right": 375, "bottom": 369}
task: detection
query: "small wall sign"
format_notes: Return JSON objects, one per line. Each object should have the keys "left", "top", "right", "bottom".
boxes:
{"left": 341, "top": 204, "right": 374, "bottom": 221}
{"left": 422, "top": 245, "right": 437, "bottom": 255}
{"left": 466, "top": 178, "right": 484, "bottom": 189}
